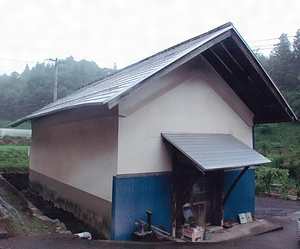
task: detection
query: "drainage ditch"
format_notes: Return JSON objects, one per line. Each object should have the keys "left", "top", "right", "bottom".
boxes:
{"left": 2, "top": 173, "right": 102, "bottom": 239}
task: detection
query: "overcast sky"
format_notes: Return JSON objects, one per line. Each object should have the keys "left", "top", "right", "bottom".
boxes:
{"left": 0, "top": 0, "right": 299, "bottom": 75}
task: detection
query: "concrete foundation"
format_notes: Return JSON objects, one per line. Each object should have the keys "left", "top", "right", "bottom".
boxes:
{"left": 29, "top": 169, "right": 112, "bottom": 239}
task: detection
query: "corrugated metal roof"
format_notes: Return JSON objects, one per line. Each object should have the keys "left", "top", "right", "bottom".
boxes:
{"left": 162, "top": 133, "right": 270, "bottom": 171}
{"left": 11, "top": 21, "right": 297, "bottom": 127}
{"left": 12, "top": 23, "right": 233, "bottom": 127}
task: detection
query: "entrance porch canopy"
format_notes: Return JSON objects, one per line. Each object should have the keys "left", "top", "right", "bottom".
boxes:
{"left": 162, "top": 133, "right": 270, "bottom": 172}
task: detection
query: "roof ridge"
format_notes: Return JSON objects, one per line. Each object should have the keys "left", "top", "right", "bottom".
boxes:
{"left": 79, "top": 22, "right": 234, "bottom": 90}
{"left": 110, "top": 22, "right": 233, "bottom": 74}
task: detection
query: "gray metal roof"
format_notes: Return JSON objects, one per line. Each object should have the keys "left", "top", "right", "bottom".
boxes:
{"left": 162, "top": 133, "right": 270, "bottom": 172}
{"left": 12, "top": 24, "right": 232, "bottom": 127}
{"left": 12, "top": 22, "right": 297, "bottom": 127}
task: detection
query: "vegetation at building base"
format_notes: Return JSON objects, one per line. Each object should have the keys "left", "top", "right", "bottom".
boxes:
{"left": 254, "top": 122, "right": 300, "bottom": 198}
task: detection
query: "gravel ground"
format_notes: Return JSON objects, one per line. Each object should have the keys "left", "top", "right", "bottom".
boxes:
{"left": 255, "top": 196, "right": 300, "bottom": 219}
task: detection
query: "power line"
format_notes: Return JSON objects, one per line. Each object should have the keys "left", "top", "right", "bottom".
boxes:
{"left": 251, "top": 44, "right": 292, "bottom": 49}
{"left": 252, "top": 47, "right": 275, "bottom": 51}
{"left": 248, "top": 35, "right": 296, "bottom": 44}
{"left": 0, "top": 57, "right": 36, "bottom": 63}
{"left": 0, "top": 67, "right": 28, "bottom": 73}
{"left": 249, "top": 37, "right": 297, "bottom": 53}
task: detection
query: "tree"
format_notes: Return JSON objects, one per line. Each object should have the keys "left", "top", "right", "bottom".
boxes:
{"left": 292, "top": 29, "right": 300, "bottom": 85}
{"left": 268, "top": 33, "right": 296, "bottom": 90}
{"left": 0, "top": 57, "right": 116, "bottom": 120}
{"left": 254, "top": 51, "right": 269, "bottom": 69}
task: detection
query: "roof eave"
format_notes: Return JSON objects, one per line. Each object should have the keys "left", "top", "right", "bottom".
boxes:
{"left": 10, "top": 101, "right": 106, "bottom": 127}
{"left": 229, "top": 27, "right": 298, "bottom": 123}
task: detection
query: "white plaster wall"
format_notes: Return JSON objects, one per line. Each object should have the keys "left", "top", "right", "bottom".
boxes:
{"left": 30, "top": 110, "right": 118, "bottom": 202}
{"left": 118, "top": 67, "right": 253, "bottom": 175}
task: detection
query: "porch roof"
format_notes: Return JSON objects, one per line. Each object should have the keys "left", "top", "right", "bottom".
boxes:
{"left": 162, "top": 133, "right": 270, "bottom": 172}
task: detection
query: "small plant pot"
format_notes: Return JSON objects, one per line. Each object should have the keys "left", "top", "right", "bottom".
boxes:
{"left": 288, "top": 195, "right": 297, "bottom": 201}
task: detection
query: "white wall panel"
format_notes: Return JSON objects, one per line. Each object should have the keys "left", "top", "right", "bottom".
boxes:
{"left": 30, "top": 108, "right": 118, "bottom": 202}
{"left": 118, "top": 64, "right": 253, "bottom": 174}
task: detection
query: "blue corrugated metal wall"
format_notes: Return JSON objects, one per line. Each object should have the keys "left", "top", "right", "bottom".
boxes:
{"left": 111, "top": 173, "right": 172, "bottom": 240}
{"left": 223, "top": 169, "right": 255, "bottom": 221}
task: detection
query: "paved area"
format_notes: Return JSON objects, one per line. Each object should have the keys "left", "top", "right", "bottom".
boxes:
{"left": 205, "top": 218, "right": 282, "bottom": 242}
{"left": 255, "top": 196, "right": 300, "bottom": 218}
{"left": 0, "top": 216, "right": 289, "bottom": 248}
{"left": 0, "top": 193, "right": 298, "bottom": 248}
{"left": 219, "top": 211, "right": 300, "bottom": 249}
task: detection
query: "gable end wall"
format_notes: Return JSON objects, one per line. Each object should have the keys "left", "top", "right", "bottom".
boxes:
{"left": 117, "top": 61, "right": 253, "bottom": 175}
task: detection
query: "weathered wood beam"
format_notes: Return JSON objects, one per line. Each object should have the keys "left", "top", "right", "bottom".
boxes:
{"left": 222, "top": 166, "right": 250, "bottom": 208}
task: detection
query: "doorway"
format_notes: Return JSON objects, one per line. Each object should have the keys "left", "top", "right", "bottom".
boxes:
{"left": 172, "top": 151, "right": 224, "bottom": 235}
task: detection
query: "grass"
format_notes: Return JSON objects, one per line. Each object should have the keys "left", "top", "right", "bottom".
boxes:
{"left": 0, "top": 120, "right": 31, "bottom": 129}
{"left": 0, "top": 120, "right": 31, "bottom": 172}
{"left": 255, "top": 122, "right": 300, "bottom": 150}
{"left": 0, "top": 145, "right": 29, "bottom": 172}
{"left": 0, "top": 146, "right": 29, "bottom": 152}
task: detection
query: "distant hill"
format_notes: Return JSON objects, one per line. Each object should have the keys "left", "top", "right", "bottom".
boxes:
{"left": 0, "top": 56, "right": 117, "bottom": 120}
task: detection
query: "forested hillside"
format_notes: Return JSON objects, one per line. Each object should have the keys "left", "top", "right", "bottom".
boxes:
{"left": 0, "top": 56, "right": 117, "bottom": 120}
{"left": 255, "top": 29, "right": 300, "bottom": 117}
{"left": 253, "top": 29, "right": 300, "bottom": 196}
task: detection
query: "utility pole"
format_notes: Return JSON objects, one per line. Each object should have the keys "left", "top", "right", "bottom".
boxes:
{"left": 46, "top": 58, "right": 63, "bottom": 102}
{"left": 53, "top": 58, "right": 59, "bottom": 102}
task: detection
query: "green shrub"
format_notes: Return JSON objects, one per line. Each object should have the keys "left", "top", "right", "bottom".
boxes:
{"left": 259, "top": 141, "right": 270, "bottom": 156}
{"left": 256, "top": 124, "right": 273, "bottom": 135}
{"left": 280, "top": 179, "right": 294, "bottom": 199}
{"left": 270, "top": 142, "right": 283, "bottom": 149}
{"left": 255, "top": 183, "right": 267, "bottom": 196}
{"left": 255, "top": 166, "right": 289, "bottom": 194}
{"left": 271, "top": 156, "right": 285, "bottom": 168}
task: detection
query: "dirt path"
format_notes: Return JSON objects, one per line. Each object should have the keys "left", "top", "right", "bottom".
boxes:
{"left": 0, "top": 175, "right": 63, "bottom": 237}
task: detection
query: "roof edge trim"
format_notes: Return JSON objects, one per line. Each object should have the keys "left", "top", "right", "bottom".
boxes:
{"left": 10, "top": 102, "right": 106, "bottom": 127}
